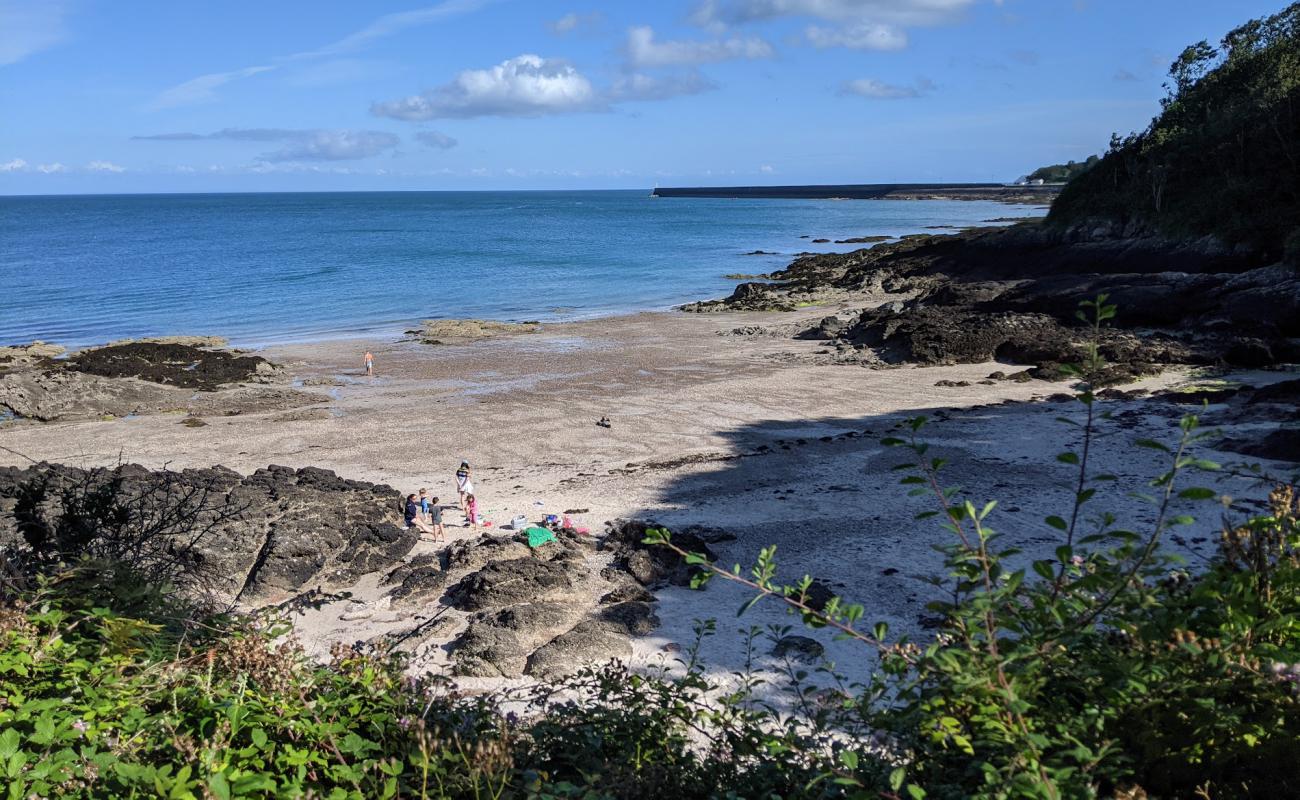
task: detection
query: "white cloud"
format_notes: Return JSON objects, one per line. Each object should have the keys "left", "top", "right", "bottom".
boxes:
{"left": 625, "top": 25, "right": 773, "bottom": 67}
{"left": 289, "top": 0, "right": 491, "bottom": 61}
{"left": 0, "top": 0, "right": 69, "bottom": 66}
{"left": 693, "top": 0, "right": 975, "bottom": 27}
{"left": 149, "top": 65, "right": 274, "bottom": 109}
{"left": 36, "top": 162, "right": 66, "bottom": 173}
{"left": 609, "top": 71, "right": 716, "bottom": 101}
{"left": 133, "top": 128, "right": 401, "bottom": 161}
{"left": 841, "top": 76, "right": 934, "bottom": 98}
{"left": 693, "top": 0, "right": 973, "bottom": 51}
{"left": 0, "top": 158, "right": 27, "bottom": 172}
{"left": 549, "top": 11, "right": 601, "bottom": 34}
{"left": 87, "top": 160, "right": 126, "bottom": 173}
{"left": 149, "top": 0, "right": 489, "bottom": 108}
{"left": 805, "top": 22, "right": 906, "bottom": 50}
{"left": 372, "top": 54, "right": 600, "bottom": 120}
{"left": 415, "top": 130, "right": 458, "bottom": 149}
{"left": 759, "top": 164, "right": 774, "bottom": 173}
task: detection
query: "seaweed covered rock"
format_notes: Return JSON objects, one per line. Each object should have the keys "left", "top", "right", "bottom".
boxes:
{"left": 65, "top": 342, "right": 278, "bottom": 390}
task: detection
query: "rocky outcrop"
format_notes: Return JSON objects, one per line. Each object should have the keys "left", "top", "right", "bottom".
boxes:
{"left": 601, "top": 519, "right": 716, "bottom": 587}
{"left": 686, "top": 224, "right": 1299, "bottom": 374}
{"left": 407, "top": 319, "right": 541, "bottom": 344}
{"left": 0, "top": 341, "right": 319, "bottom": 422}
{"left": 0, "top": 463, "right": 418, "bottom": 604}
{"left": 64, "top": 342, "right": 278, "bottom": 390}
{"left": 373, "top": 526, "right": 673, "bottom": 680}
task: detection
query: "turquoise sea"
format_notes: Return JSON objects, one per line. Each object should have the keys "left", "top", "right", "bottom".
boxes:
{"left": 0, "top": 190, "right": 1044, "bottom": 348}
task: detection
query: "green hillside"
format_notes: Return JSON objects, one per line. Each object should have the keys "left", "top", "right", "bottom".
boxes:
{"left": 1049, "top": 3, "right": 1300, "bottom": 260}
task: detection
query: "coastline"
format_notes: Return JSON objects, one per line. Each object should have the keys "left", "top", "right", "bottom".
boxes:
{"left": 2, "top": 299, "right": 1278, "bottom": 688}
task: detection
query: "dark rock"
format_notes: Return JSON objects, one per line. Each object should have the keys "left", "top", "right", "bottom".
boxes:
{"left": 524, "top": 620, "right": 632, "bottom": 679}
{"left": 0, "top": 462, "right": 417, "bottom": 604}
{"left": 65, "top": 342, "right": 276, "bottom": 391}
{"left": 771, "top": 635, "right": 824, "bottom": 663}
{"left": 445, "top": 557, "right": 574, "bottom": 611}
{"left": 1249, "top": 379, "right": 1300, "bottom": 405}
{"left": 602, "top": 519, "right": 716, "bottom": 587}
{"left": 802, "top": 580, "right": 835, "bottom": 612}
{"left": 1219, "top": 429, "right": 1300, "bottom": 463}
{"left": 599, "top": 583, "right": 656, "bottom": 604}
{"left": 452, "top": 602, "right": 582, "bottom": 678}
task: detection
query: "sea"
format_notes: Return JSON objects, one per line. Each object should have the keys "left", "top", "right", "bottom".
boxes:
{"left": 0, "top": 190, "right": 1045, "bottom": 349}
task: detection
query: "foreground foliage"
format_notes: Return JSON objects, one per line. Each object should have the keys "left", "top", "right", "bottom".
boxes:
{"left": 1049, "top": 3, "right": 1300, "bottom": 258}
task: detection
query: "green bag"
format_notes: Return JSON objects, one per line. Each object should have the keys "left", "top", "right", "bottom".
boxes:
{"left": 526, "top": 526, "right": 556, "bottom": 548}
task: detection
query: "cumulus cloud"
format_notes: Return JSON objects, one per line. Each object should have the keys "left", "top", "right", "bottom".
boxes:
{"left": 0, "top": 158, "right": 27, "bottom": 171}
{"left": 132, "top": 128, "right": 401, "bottom": 161}
{"left": 805, "top": 22, "right": 906, "bottom": 50}
{"left": 841, "top": 76, "right": 934, "bottom": 99}
{"left": 415, "top": 130, "right": 458, "bottom": 149}
{"left": 372, "top": 54, "right": 600, "bottom": 120}
{"left": 87, "top": 160, "right": 126, "bottom": 173}
{"left": 0, "top": 0, "right": 69, "bottom": 66}
{"left": 36, "top": 162, "right": 66, "bottom": 173}
{"left": 549, "top": 11, "right": 601, "bottom": 34}
{"left": 624, "top": 25, "right": 773, "bottom": 67}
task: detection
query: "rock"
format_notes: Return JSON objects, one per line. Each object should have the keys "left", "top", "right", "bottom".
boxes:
{"left": 0, "top": 369, "right": 189, "bottom": 421}
{"left": 811, "top": 238, "right": 831, "bottom": 243}
{"left": 771, "top": 635, "right": 824, "bottom": 663}
{"left": 602, "top": 519, "right": 716, "bottom": 587}
{"left": 599, "top": 582, "right": 656, "bottom": 604}
{"left": 1249, "top": 379, "right": 1300, "bottom": 406}
{"left": 389, "top": 564, "right": 449, "bottom": 607}
{"left": 453, "top": 602, "right": 583, "bottom": 678}
{"left": 444, "top": 535, "right": 532, "bottom": 574}
{"left": 835, "top": 236, "right": 891, "bottom": 244}
{"left": 522, "top": 604, "right": 660, "bottom": 680}
{"left": 413, "top": 319, "right": 540, "bottom": 342}
{"left": 802, "top": 580, "right": 835, "bottom": 612}
{"left": 66, "top": 342, "right": 276, "bottom": 391}
{"left": 0, "top": 463, "right": 418, "bottom": 605}
{"left": 445, "top": 557, "right": 574, "bottom": 611}
{"left": 180, "top": 417, "right": 207, "bottom": 427}
{"left": 1219, "top": 429, "right": 1300, "bottom": 463}
{"left": 0, "top": 341, "right": 65, "bottom": 365}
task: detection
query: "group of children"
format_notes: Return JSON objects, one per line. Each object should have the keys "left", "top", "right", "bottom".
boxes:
{"left": 402, "top": 461, "right": 479, "bottom": 541}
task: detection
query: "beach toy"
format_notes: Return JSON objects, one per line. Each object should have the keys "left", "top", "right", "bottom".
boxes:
{"left": 510, "top": 514, "right": 528, "bottom": 530}
{"left": 525, "top": 526, "right": 556, "bottom": 548}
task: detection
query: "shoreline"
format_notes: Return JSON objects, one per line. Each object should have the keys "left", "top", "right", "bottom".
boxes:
{"left": 4, "top": 299, "right": 1290, "bottom": 688}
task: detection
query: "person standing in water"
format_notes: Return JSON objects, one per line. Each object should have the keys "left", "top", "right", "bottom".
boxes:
{"left": 364, "top": 350, "right": 374, "bottom": 376}
{"left": 456, "top": 461, "right": 474, "bottom": 516}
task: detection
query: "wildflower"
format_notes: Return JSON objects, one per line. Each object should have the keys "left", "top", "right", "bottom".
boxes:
{"left": 71, "top": 719, "right": 89, "bottom": 735}
{"left": 1071, "top": 555, "right": 1085, "bottom": 567}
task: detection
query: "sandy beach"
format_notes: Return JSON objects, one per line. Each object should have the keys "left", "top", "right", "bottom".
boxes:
{"left": 0, "top": 303, "right": 1278, "bottom": 688}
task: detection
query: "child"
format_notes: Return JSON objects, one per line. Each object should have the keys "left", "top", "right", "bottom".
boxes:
{"left": 364, "top": 351, "right": 374, "bottom": 376}
{"left": 464, "top": 493, "right": 479, "bottom": 530}
{"left": 456, "top": 461, "right": 474, "bottom": 514}
{"left": 418, "top": 488, "right": 430, "bottom": 521}
{"left": 429, "top": 496, "right": 446, "bottom": 541}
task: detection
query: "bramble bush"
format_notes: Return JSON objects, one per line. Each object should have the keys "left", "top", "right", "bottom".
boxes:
{"left": 1, "top": 294, "right": 1297, "bottom": 798}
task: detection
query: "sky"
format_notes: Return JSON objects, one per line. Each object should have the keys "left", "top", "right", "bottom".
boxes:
{"left": 0, "top": 0, "right": 1284, "bottom": 194}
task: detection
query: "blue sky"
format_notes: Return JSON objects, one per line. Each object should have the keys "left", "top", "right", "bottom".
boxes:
{"left": 0, "top": 0, "right": 1282, "bottom": 193}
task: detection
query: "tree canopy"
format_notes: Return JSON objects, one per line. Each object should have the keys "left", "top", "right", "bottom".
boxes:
{"left": 1049, "top": 2, "right": 1300, "bottom": 260}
